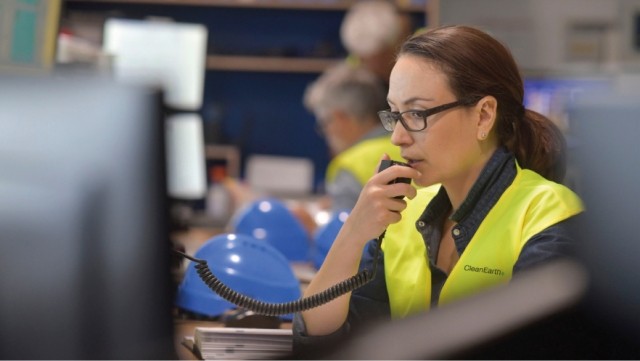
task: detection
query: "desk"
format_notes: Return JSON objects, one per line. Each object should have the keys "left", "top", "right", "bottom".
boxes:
{"left": 173, "top": 318, "right": 293, "bottom": 360}
{"left": 171, "top": 227, "right": 310, "bottom": 360}
{"left": 172, "top": 228, "right": 221, "bottom": 360}
{"left": 174, "top": 319, "right": 221, "bottom": 360}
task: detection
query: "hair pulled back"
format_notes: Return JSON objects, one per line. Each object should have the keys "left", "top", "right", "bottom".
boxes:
{"left": 400, "top": 25, "right": 566, "bottom": 182}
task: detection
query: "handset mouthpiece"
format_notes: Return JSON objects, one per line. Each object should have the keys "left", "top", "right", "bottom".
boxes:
{"left": 378, "top": 160, "right": 412, "bottom": 185}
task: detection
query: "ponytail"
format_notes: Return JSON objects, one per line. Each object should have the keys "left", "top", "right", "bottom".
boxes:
{"left": 503, "top": 109, "right": 567, "bottom": 183}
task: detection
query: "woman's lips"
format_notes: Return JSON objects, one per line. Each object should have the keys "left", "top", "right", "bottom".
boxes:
{"left": 404, "top": 158, "right": 421, "bottom": 167}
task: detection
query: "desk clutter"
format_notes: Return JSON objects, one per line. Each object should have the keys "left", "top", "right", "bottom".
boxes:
{"left": 190, "top": 327, "right": 293, "bottom": 360}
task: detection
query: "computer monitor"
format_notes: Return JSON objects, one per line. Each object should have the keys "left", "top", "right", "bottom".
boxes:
{"left": 103, "top": 18, "right": 209, "bottom": 205}
{"left": 0, "top": 73, "right": 176, "bottom": 359}
{"left": 523, "top": 74, "right": 612, "bottom": 133}
{"left": 102, "top": 18, "right": 208, "bottom": 111}
{"left": 566, "top": 85, "right": 640, "bottom": 343}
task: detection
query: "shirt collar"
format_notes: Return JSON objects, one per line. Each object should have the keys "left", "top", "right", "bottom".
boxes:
{"left": 419, "top": 147, "right": 515, "bottom": 224}
{"left": 451, "top": 147, "right": 513, "bottom": 222}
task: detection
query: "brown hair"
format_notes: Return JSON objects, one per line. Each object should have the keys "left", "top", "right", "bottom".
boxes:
{"left": 400, "top": 25, "right": 566, "bottom": 182}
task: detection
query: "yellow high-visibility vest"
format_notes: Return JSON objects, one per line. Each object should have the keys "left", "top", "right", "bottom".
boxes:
{"left": 326, "top": 136, "right": 401, "bottom": 186}
{"left": 381, "top": 165, "right": 584, "bottom": 319}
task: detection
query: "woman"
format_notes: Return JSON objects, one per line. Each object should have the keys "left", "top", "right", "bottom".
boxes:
{"left": 293, "top": 25, "right": 583, "bottom": 352}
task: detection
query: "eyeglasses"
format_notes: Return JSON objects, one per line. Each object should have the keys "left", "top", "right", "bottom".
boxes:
{"left": 378, "top": 97, "right": 480, "bottom": 132}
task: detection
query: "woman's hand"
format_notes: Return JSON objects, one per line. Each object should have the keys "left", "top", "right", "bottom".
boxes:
{"left": 341, "top": 155, "right": 420, "bottom": 246}
{"left": 301, "top": 155, "right": 420, "bottom": 336}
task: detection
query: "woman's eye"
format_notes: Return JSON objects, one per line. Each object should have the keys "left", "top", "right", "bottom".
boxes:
{"left": 406, "top": 111, "right": 423, "bottom": 120}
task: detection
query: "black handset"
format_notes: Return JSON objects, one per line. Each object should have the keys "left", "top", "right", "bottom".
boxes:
{"left": 173, "top": 161, "right": 404, "bottom": 316}
{"left": 378, "top": 160, "right": 412, "bottom": 199}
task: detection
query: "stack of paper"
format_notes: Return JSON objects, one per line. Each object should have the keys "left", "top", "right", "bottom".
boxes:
{"left": 193, "top": 327, "right": 293, "bottom": 360}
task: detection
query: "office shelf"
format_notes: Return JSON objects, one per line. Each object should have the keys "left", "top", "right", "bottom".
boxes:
{"left": 206, "top": 55, "right": 340, "bottom": 73}
{"left": 64, "top": 0, "right": 427, "bottom": 12}
{"left": 60, "top": 0, "right": 432, "bottom": 189}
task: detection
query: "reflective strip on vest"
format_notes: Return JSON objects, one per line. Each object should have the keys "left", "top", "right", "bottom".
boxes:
{"left": 382, "top": 166, "right": 584, "bottom": 319}
{"left": 325, "top": 136, "right": 402, "bottom": 186}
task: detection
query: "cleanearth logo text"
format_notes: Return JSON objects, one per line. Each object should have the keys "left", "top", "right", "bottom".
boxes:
{"left": 464, "top": 264, "right": 505, "bottom": 277}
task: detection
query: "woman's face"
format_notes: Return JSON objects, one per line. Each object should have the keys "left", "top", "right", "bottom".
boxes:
{"left": 387, "top": 55, "right": 486, "bottom": 188}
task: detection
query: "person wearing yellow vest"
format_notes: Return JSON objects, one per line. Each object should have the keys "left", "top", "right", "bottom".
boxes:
{"left": 304, "top": 62, "right": 402, "bottom": 211}
{"left": 293, "top": 25, "right": 583, "bottom": 357}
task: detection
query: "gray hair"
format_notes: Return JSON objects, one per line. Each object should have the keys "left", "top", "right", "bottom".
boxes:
{"left": 304, "top": 62, "right": 388, "bottom": 124}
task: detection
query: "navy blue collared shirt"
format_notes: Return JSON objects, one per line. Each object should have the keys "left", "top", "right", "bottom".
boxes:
{"left": 293, "top": 148, "right": 578, "bottom": 354}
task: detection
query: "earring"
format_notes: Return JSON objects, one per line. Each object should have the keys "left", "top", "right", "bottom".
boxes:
{"left": 480, "top": 132, "right": 487, "bottom": 140}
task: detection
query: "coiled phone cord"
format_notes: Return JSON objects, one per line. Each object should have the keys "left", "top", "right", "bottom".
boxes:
{"left": 174, "top": 234, "right": 384, "bottom": 316}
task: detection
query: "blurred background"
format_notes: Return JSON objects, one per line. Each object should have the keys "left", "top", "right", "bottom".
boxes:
{"left": 2, "top": 0, "right": 640, "bottom": 359}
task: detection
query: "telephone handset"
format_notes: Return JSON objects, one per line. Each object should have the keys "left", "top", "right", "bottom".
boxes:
{"left": 174, "top": 160, "right": 411, "bottom": 316}
{"left": 379, "top": 159, "right": 412, "bottom": 198}
{"left": 377, "top": 159, "right": 411, "bottom": 240}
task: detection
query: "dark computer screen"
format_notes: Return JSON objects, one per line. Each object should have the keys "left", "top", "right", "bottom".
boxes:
{"left": 523, "top": 75, "right": 612, "bottom": 133}
{"left": 567, "top": 87, "right": 640, "bottom": 343}
{"left": 0, "top": 74, "right": 176, "bottom": 359}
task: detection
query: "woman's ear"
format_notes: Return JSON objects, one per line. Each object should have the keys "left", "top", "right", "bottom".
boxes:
{"left": 476, "top": 96, "right": 497, "bottom": 141}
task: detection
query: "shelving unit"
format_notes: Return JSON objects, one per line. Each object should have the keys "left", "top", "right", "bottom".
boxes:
{"left": 65, "top": 0, "right": 427, "bottom": 12}
{"left": 60, "top": 0, "right": 432, "bottom": 191}
{"left": 63, "top": 0, "right": 431, "bottom": 73}
{"left": 206, "top": 54, "right": 339, "bottom": 72}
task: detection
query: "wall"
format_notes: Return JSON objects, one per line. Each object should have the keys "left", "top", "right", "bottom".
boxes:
{"left": 61, "top": 1, "right": 426, "bottom": 192}
{"left": 438, "top": 0, "right": 620, "bottom": 72}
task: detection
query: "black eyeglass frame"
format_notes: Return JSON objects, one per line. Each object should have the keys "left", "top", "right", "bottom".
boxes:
{"left": 378, "top": 97, "right": 482, "bottom": 132}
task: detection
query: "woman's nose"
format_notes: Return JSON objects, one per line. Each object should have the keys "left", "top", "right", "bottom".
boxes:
{"left": 390, "top": 120, "right": 411, "bottom": 146}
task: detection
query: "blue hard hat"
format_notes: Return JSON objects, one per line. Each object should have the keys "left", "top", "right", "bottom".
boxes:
{"left": 175, "top": 233, "right": 301, "bottom": 319}
{"left": 231, "top": 198, "right": 311, "bottom": 262}
{"left": 312, "top": 210, "right": 350, "bottom": 269}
